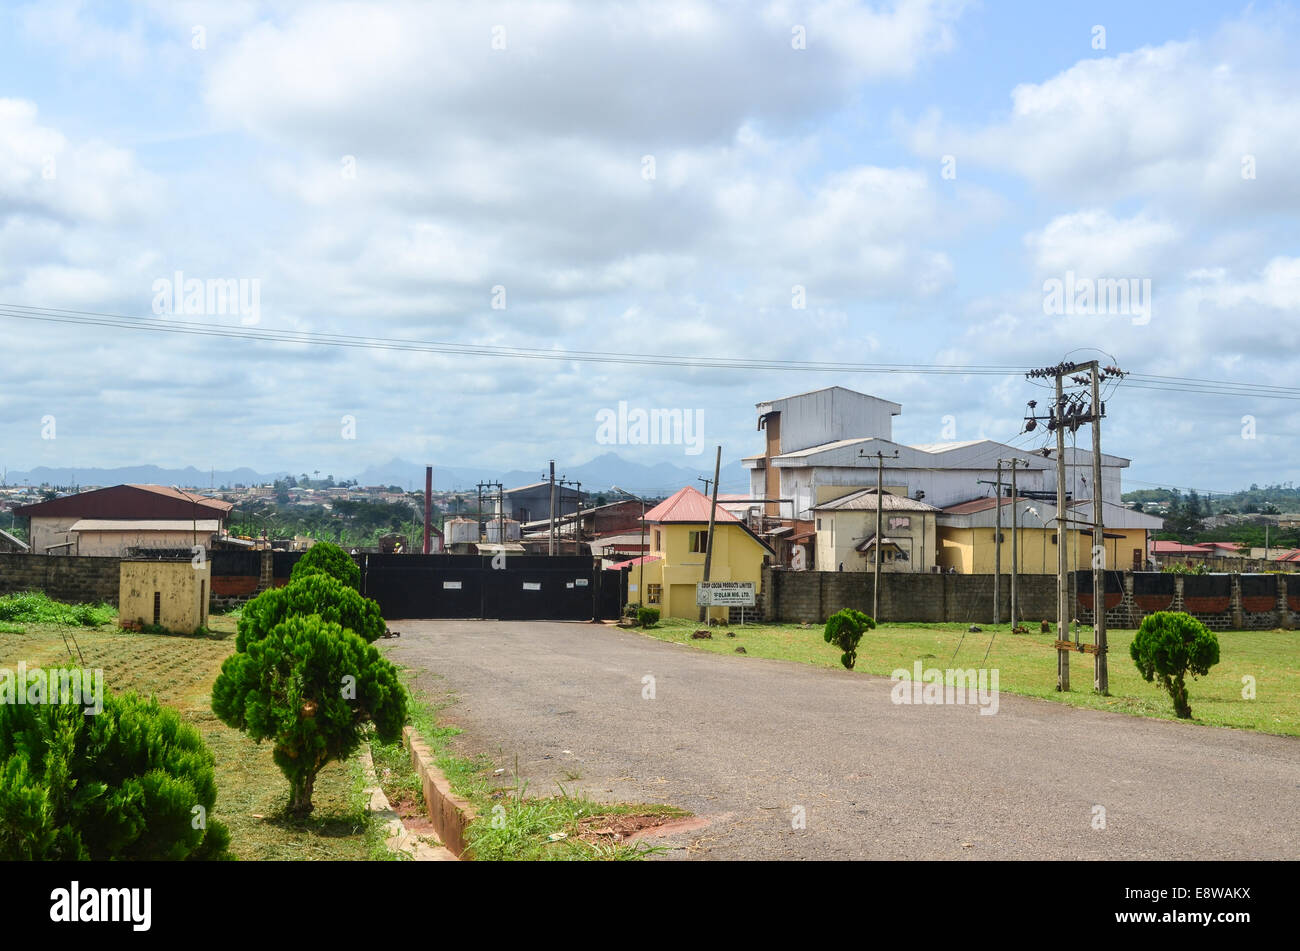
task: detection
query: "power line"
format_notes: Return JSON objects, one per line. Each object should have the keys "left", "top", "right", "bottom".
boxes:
{"left": 3, "top": 301, "right": 1300, "bottom": 402}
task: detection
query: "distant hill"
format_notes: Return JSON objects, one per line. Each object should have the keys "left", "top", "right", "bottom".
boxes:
{"left": 4, "top": 465, "right": 286, "bottom": 489}
{"left": 6, "top": 452, "right": 752, "bottom": 497}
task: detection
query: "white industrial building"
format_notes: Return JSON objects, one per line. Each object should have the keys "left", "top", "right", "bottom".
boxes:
{"left": 743, "top": 386, "right": 1132, "bottom": 523}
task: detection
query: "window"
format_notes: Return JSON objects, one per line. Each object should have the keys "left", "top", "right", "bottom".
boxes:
{"left": 652, "top": 529, "right": 661, "bottom": 551}
{"left": 688, "top": 530, "right": 709, "bottom": 553}
{"left": 646, "top": 584, "right": 662, "bottom": 605}
{"left": 816, "top": 518, "right": 821, "bottom": 530}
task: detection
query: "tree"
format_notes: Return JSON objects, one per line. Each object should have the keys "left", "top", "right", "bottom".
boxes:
{"left": 291, "top": 540, "right": 361, "bottom": 590}
{"left": 236, "top": 572, "right": 386, "bottom": 651}
{"left": 0, "top": 687, "right": 230, "bottom": 860}
{"left": 1129, "top": 611, "right": 1220, "bottom": 719}
{"left": 823, "top": 608, "right": 876, "bottom": 670}
{"left": 212, "top": 615, "right": 407, "bottom": 815}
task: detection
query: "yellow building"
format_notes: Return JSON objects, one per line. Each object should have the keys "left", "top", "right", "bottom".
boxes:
{"left": 936, "top": 497, "right": 1162, "bottom": 574}
{"left": 119, "top": 559, "right": 212, "bottom": 633}
{"left": 615, "top": 486, "right": 773, "bottom": 620}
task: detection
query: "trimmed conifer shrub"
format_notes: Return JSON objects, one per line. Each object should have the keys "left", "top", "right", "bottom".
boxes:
{"left": 823, "top": 608, "right": 876, "bottom": 670}
{"left": 235, "top": 572, "right": 385, "bottom": 652}
{"left": 211, "top": 614, "right": 407, "bottom": 815}
{"left": 0, "top": 687, "right": 231, "bottom": 860}
{"left": 290, "top": 541, "right": 361, "bottom": 591}
{"left": 1130, "top": 610, "right": 1220, "bottom": 719}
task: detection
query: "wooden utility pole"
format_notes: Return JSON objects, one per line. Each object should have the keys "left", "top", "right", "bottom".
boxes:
{"left": 1055, "top": 370, "right": 1070, "bottom": 691}
{"left": 698, "top": 446, "right": 722, "bottom": 623}
{"left": 1090, "top": 361, "right": 1109, "bottom": 695}
{"left": 1009, "top": 459, "right": 1019, "bottom": 629}
{"left": 997, "top": 458, "right": 1022, "bottom": 628}
{"left": 994, "top": 460, "right": 1003, "bottom": 625}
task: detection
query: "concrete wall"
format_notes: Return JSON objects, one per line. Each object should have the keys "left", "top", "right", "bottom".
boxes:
{"left": 0, "top": 553, "right": 122, "bottom": 604}
{"left": 119, "top": 561, "right": 211, "bottom": 632}
{"left": 763, "top": 566, "right": 1060, "bottom": 624}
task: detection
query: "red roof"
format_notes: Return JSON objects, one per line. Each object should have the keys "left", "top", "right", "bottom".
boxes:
{"left": 607, "top": 555, "right": 662, "bottom": 570}
{"left": 1149, "top": 540, "right": 1212, "bottom": 554}
{"left": 642, "top": 486, "right": 743, "bottom": 524}
{"left": 15, "top": 483, "right": 233, "bottom": 519}
{"left": 1274, "top": 549, "right": 1300, "bottom": 563}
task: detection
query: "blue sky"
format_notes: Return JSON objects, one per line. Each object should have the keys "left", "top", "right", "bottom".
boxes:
{"left": 1, "top": 0, "right": 1297, "bottom": 496}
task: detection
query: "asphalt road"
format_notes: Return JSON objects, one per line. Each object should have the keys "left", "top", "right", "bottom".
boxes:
{"left": 382, "top": 619, "right": 1300, "bottom": 860}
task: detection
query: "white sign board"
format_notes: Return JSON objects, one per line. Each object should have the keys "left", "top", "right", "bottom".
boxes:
{"left": 443, "top": 581, "right": 462, "bottom": 590}
{"left": 695, "top": 581, "right": 756, "bottom": 606}
{"left": 522, "top": 582, "right": 541, "bottom": 591}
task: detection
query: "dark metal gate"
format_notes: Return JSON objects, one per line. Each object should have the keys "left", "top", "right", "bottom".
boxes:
{"left": 362, "top": 554, "right": 626, "bottom": 621}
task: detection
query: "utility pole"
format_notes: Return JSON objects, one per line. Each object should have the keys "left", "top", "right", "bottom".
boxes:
{"left": 1054, "top": 371, "right": 1070, "bottom": 691}
{"left": 698, "top": 446, "right": 722, "bottom": 623}
{"left": 859, "top": 448, "right": 899, "bottom": 622}
{"left": 1090, "top": 361, "right": 1108, "bottom": 695}
{"left": 1009, "top": 459, "right": 1020, "bottom": 629}
{"left": 1023, "top": 360, "right": 1124, "bottom": 694}
{"left": 997, "top": 458, "right": 1023, "bottom": 628}
{"left": 548, "top": 460, "right": 556, "bottom": 556}
{"left": 994, "top": 460, "right": 1002, "bottom": 625}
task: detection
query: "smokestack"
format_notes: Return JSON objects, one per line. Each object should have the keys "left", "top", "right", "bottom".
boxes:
{"left": 424, "top": 466, "right": 432, "bottom": 554}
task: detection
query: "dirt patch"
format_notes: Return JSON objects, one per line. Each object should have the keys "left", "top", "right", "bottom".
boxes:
{"left": 577, "top": 813, "right": 710, "bottom": 844}
{"left": 387, "top": 792, "right": 438, "bottom": 835}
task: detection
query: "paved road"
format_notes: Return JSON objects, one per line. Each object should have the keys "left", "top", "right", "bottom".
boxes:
{"left": 383, "top": 619, "right": 1300, "bottom": 860}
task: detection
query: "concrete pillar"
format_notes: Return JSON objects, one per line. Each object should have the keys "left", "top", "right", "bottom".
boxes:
{"left": 258, "top": 549, "right": 274, "bottom": 592}
{"left": 1230, "top": 573, "right": 1244, "bottom": 629}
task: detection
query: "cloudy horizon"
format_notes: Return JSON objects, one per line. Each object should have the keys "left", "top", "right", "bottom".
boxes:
{"left": 3, "top": 0, "right": 1298, "bottom": 498}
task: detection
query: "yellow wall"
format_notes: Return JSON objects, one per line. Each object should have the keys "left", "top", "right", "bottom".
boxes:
{"left": 119, "top": 561, "right": 211, "bottom": 633}
{"left": 936, "top": 526, "right": 1148, "bottom": 574}
{"left": 637, "top": 522, "right": 768, "bottom": 620}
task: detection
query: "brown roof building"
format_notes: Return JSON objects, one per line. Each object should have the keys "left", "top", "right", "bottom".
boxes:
{"left": 15, "top": 484, "right": 232, "bottom": 556}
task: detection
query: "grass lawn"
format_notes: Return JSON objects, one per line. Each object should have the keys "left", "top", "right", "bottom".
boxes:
{"left": 0, "top": 611, "right": 378, "bottom": 860}
{"left": 635, "top": 617, "right": 1300, "bottom": 736}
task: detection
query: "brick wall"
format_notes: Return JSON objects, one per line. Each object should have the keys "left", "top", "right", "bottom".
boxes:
{"left": 0, "top": 553, "right": 123, "bottom": 605}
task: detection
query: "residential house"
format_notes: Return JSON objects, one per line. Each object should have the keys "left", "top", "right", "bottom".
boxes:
{"left": 812, "top": 488, "right": 939, "bottom": 572}
{"left": 609, "top": 486, "right": 773, "bottom": 620}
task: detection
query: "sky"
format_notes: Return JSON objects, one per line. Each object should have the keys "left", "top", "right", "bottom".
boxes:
{"left": 1, "top": 0, "right": 1297, "bottom": 496}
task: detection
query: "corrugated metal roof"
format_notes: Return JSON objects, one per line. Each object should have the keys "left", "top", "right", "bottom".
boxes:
{"left": 69, "top": 519, "right": 222, "bottom": 532}
{"left": 814, "top": 488, "right": 938, "bottom": 512}
{"left": 16, "top": 484, "right": 232, "bottom": 518}
{"left": 942, "top": 497, "right": 1028, "bottom": 515}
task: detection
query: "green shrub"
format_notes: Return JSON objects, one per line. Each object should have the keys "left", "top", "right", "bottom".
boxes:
{"left": 290, "top": 541, "right": 361, "bottom": 590}
{"left": 0, "top": 592, "right": 114, "bottom": 626}
{"left": 637, "top": 607, "right": 660, "bottom": 628}
{"left": 236, "top": 572, "right": 385, "bottom": 652}
{"left": 823, "top": 608, "right": 876, "bottom": 670}
{"left": 623, "top": 602, "right": 641, "bottom": 618}
{"left": 1129, "top": 611, "right": 1220, "bottom": 719}
{"left": 211, "top": 614, "right": 407, "bottom": 815}
{"left": 0, "top": 686, "right": 230, "bottom": 860}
